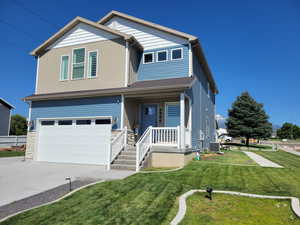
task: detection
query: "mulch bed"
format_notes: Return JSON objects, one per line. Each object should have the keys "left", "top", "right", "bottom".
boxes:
{"left": 201, "top": 153, "right": 220, "bottom": 160}
{"left": 0, "top": 145, "right": 25, "bottom": 152}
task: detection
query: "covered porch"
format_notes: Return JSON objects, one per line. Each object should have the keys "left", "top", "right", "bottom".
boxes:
{"left": 123, "top": 91, "right": 192, "bottom": 149}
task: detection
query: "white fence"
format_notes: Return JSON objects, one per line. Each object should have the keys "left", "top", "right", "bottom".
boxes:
{"left": 108, "top": 127, "right": 127, "bottom": 169}
{"left": 136, "top": 126, "right": 180, "bottom": 171}
{"left": 0, "top": 136, "right": 27, "bottom": 147}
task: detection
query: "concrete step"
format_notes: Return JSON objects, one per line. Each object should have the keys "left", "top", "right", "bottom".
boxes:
{"left": 118, "top": 155, "right": 136, "bottom": 160}
{"left": 111, "top": 164, "right": 136, "bottom": 171}
{"left": 125, "top": 148, "right": 136, "bottom": 152}
{"left": 121, "top": 151, "right": 136, "bottom": 156}
{"left": 114, "top": 159, "right": 136, "bottom": 165}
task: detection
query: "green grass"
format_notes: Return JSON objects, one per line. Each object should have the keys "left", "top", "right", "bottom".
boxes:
{"left": 2, "top": 151, "right": 300, "bottom": 225}
{"left": 254, "top": 150, "right": 300, "bottom": 169}
{"left": 179, "top": 192, "right": 300, "bottom": 225}
{"left": 201, "top": 151, "right": 257, "bottom": 165}
{"left": 0, "top": 151, "right": 25, "bottom": 157}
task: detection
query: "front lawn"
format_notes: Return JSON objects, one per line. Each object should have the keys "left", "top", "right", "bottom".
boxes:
{"left": 2, "top": 151, "right": 300, "bottom": 225}
{"left": 201, "top": 151, "right": 257, "bottom": 165}
{"left": 178, "top": 192, "right": 300, "bottom": 225}
{"left": 0, "top": 151, "right": 25, "bottom": 157}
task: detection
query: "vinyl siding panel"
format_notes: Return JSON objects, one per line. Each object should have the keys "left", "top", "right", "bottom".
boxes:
{"left": 30, "top": 96, "right": 121, "bottom": 130}
{"left": 186, "top": 54, "right": 216, "bottom": 149}
{"left": 49, "top": 23, "right": 118, "bottom": 49}
{"left": 105, "top": 17, "right": 188, "bottom": 50}
{"left": 0, "top": 104, "right": 10, "bottom": 135}
{"left": 138, "top": 45, "right": 189, "bottom": 81}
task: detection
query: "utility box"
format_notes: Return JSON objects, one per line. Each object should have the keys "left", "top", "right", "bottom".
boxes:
{"left": 210, "top": 142, "right": 220, "bottom": 152}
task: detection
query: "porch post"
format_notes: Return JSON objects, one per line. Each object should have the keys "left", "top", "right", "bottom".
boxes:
{"left": 120, "top": 94, "right": 125, "bottom": 129}
{"left": 180, "top": 93, "right": 185, "bottom": 149}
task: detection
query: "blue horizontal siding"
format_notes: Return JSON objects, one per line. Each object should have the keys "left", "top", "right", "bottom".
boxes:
{"left": 30, "top": 96, "right": 121, "bottom": 130}
{"left": 186, "top": 54, "right": 216, "bottom": 150}
{"left": 138, "top": 45, "right": 189, "bottom": 81}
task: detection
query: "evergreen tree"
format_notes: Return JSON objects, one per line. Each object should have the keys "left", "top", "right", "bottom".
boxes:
{"left": 226, "top": 92, "right": 272, "bottom": 146}
{"left": 10, "top": 114, "right": 27, "bottom": 135}
{"left": 277, "top": 123, "right": 300, "bottom": 139}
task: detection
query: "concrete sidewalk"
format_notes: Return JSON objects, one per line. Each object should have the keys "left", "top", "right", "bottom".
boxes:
{"left": 0, "top": 157, "right": 134, "bottom": 207}
{"left": 243, "top": 151, "right": 283, "bottom": 168}
{"left": 280, "top": 145, "right": 300, "bottom": 157}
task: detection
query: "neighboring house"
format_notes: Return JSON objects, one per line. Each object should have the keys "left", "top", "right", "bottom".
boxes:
{"left": 0, "top": 98, "right": 14, "bottom": 136}
{"left": 23, "top": 11, "right": 218, "bottom": 170}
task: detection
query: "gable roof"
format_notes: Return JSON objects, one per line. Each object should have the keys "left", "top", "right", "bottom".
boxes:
{"left": 30, "top": 16, "right": 142, "bottom": 56}
{"left": 0, "top": 98, "right": 14, "bottom": 109}
{"left": 98, "top": 10, "right": 198, "bottom": 42}
{"left": 98, "top": 11, "right": 218, "bottom": 94}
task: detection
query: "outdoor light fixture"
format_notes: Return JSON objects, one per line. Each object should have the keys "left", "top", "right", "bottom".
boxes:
{"left": 65, "top": 177, "right": 72, "bottom": 192}
{"left": 206, "top": 187, "right": 213, "bottom": 200}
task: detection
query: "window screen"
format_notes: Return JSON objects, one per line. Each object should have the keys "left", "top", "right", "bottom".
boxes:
{"left": 60, "top": 56, "right": 69, "bottom": 80}
{"left": 143, "top": 53, "right": 153, "bottom": 64}
{"left": 72, "top": 48, "right": 85, "bottom": 79}
{"left": 157, "top": 51, "right": 167, "bottom": 62}
{"left": 88, "top": 51, "right": 97, "bottom": 78}
{"left": 171, "top": 49, "right": 182, "bottom": 60}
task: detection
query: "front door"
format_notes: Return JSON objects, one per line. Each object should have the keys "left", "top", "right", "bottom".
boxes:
{"left": 140, "top": 104, "right": 158, "bottom": 134}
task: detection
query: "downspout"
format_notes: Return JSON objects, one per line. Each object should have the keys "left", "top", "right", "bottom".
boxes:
{"left": 124, "top": 41, "right": 129, "bottom": 87}
{"left": 188, "top": 43, "right": 193, "bottom": 77}
{"left": 34, "top": 56, "right": 40, "bottom": 94}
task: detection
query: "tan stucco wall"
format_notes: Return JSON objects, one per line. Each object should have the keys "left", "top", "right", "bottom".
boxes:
{"left": 25, "top": 131, "right": 36, "bottom": 159}
{"left": 150, "top": 152, "right": 195, "bottom": 168}
{"left": 128, "top": 45, "right": 140, "bottom": 85}
{"left": 37, "top": 38, "right": 126, "bottom": 94}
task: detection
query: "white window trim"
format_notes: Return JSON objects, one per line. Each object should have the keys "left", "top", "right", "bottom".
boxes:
{"left": 171, "top": 48, "right": 183, "bottom": 61}
{"left": 87, "top": 50, "right": 98, "bottom": 78}
{"left": 156, "top": 50, "right": 168, "bottom": 62}
{"left": 143, "top": 52, "right": 154, "bottom": 64}
{"left": 207, "top": 82, "right": 210, "bottom": 98}
{"left": 59, "top": 54, "right": 70, "bottom": 81}
{"left": 71, "top": 47, "right": 86, "bottom": 80}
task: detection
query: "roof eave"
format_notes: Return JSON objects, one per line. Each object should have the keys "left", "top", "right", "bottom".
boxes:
{"left": 98, "top": 10, "right": 198, "bottom": 42}
{"left": 30, "top": 16, "right": 136, "bottom": 57}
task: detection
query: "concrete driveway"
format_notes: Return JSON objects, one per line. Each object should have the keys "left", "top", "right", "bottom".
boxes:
{"left": 0, "top": 157, "right": 134, "bottom": 207}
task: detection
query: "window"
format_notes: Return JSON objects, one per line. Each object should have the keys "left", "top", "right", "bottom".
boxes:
{"left": 157, "top": 50, "right": 168, "bottom": 62}
{"left": 41, "top": 120, "right": 55, "bottom": 126}
{"left": 171, "top": 48, "right": 183, "bottom": 60}
{"left": 143, "top": 52, "right": 154, "bottom": 64}
{"left": 72, "top": 48, "right": 85, "bottom": 79}
{"left": 87, "top": 51, "right": 98, "bottom": 78}
{"left": 95, "top": 119, "right": 111, "bottom": 124}
{"left": 58, "top": 120, "right": 72, "bottom": 125}
{"left": 60, "top": 55, "right": 69, "bottom": 80}
{"left": 76, "top": 120, "right": 91, "bottom": 125}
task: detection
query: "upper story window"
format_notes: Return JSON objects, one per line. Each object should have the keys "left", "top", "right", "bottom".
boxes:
{"left": 157, "top": 50, "right": 168, "bottom": 62}
{"left": 60, "top": 55, "right": 69, "bottom": 81}
{"left": 87, "top": 51, "right": 98, "bottom": 78}
{"left": 171, "top": 48, "right": 183, "bottom": 60}
{"left": 72, "top": 48, "right": 85, "bottom": 79}
{"left": 143, "top": 52, "right": 154, "bottom": 64}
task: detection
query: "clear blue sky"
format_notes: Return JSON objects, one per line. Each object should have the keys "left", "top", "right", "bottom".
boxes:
{"left": 1, "top": 0, "right": 299, "bottom": 126}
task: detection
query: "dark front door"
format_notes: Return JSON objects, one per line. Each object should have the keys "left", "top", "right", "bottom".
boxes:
{"left": 140, "top": 104, "right": 158, "bottom": 134}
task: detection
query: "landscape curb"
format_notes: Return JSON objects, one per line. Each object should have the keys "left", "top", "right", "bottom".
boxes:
{"left": 0, "top": 180, "right": 105, "bottom": 223}
{"left": 170, "top": 190, "right": 300, "bottom": 225}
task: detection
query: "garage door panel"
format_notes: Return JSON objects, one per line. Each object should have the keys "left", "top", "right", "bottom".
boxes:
{"left": 37, "top": 120, "right": 111, "bottom": 165}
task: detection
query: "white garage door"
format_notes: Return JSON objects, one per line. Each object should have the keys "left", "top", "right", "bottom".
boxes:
{"left": 37, "top": 118, "right": 111, "bottom": 165}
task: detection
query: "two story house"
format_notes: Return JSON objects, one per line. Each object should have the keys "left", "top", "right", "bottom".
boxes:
{"left": 0, "top": 98, "right": 14, "bottom": 136}
{"left": 24, "top": 11, "right": 218, "bottom": 170}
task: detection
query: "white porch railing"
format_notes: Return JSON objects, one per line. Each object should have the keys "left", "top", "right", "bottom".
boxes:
{"left": 108, "top": 126, "right": 127, "bottom": 170}
{"left": 136, "top": 126, "right": 180, "bottom": 171}
{"left": 151, "top": 127, "right": 180, "bottom": 147}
